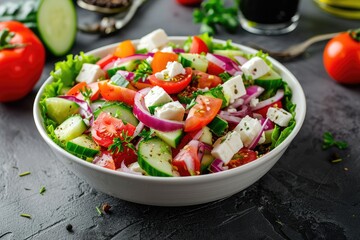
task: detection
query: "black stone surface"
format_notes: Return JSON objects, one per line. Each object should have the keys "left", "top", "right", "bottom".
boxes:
{"left": 1, "top": 0, "right": 360, "bottom": 239}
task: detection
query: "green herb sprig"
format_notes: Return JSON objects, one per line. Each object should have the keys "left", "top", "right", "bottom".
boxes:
{"left": 134, "top": 60, "right": 152, "bottom": 83}
{"left": 322, "top": 132, "right": 348, "bottom": 150}
{"left": 193, "top": 0, "right": 239, "bottom": 35}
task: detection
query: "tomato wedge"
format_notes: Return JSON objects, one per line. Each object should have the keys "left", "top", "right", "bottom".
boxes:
{"left": 67, "top": 82, "right": 100, "bottom": 101}
{"left": 96, "top": 54, "right": 118, "bottom": 69}
{"left": 227, "top": 148, "right": 258, "bottom": 169}
{"left": 192, "top": 70, "right": 222, "bottom": 89}
{"left": 112, "top": 146, "right": 137, "bottom": 168}
{"left": 151, "top": 52, "right": 179, "bottom": 73}
{"left": 148, "top": 67, "right": 193, "bottom": 94}
{"left": 99, "top": 80, "right": 136, "bottom": 106}
{"left": 173, "top": 140, "right": 200, "bottom": 176}
{"left": 91, "top": 112, "right": 136, "bottom": 148}
{"left": 190, "top": 36, "right": 209, "bottom": 54}
{"left": 114, "top": 40, "right": 136, "bottom": 58}
{"left": 184, "top": 95, "right": 222, "bottom": 132}
{"left": 93, "top": 151, "right": 116, "bottom": 170}
{"left": 207, "top": 61, "right": 225, "bottom": 76}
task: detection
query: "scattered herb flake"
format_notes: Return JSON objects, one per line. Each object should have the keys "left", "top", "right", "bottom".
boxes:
{"left": 322, "top": 132, "right": 348, "bottom": 150}
{"left": 19, "top": 171, "right": 31, "bottom": 177}
{"left": 96, "top": 206, "right": 102, "bottom": 216}
{"left": 39, "top": 186, "right": 46, "bottom": 195}
{"left": 20, "top": 213, "right": 31, "bottom": 219}
{"left": 24, "top": 188, "right": 31, "bottom": 191}
{"left": 66, "top": 224, "right": 73, "bottom": 232}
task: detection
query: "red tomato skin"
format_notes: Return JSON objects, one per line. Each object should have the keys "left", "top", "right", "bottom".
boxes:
{"left": 254, "top": 100, "right": 283, "bottom": 118}
{"left": 192, "top": 70, "right": 222, "bottom": 89}
{"left": 190, "top": 36, "right": 208, "bottom": 54}
{"left": 111, "top": 146, "right": 137, "bottom": 169}
{"left": 176, "top": 0, "right": 202, "bottom": 5}
{"left": 148, "top": 67, "right": 193, "bottom": 94}
{"left": 96, "top": 54, "right": 118, "bottom": 69}
{"left": 0, "top": 21, "right": 45, "bottom": 102}
{"left": 91, "top": 112, "right": 136, "bottom": 148}
{"left": 207, "top": 61, "right": 225, "bottom": 76}
{"left": 93, "top": 151, "right": 116, "bottom": 170}
{"left": 227, "top": 148, "right": 258, "bottom": 169}
{"left": 323, "top": 32, "right": 360, "bottom": 84}
{"left": 173, "top": 140, "right": 200, "bottom": 176}
{"left": 184, "top": 95, "right": 222, "bottom": 132}
{"left": 99, "top": 80, "right": 136, "bottom": 106}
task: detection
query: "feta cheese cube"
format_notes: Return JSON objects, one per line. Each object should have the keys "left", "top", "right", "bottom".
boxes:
{"left": 154, "top": 101, "right": 185, "bottom": 121}
{"left": 234, "top": 115, "right": 262, "bottom": 147}
{"left": 241, "top": 56, "right": 270, "bottom": 80}
{"left": 144, "top": 86, "right": 172, "bottom": 109}
{"left": 222, "top": 75, "right": 246, "bottom": 103}
{"left": 138, "top": 29, "right": 168, "bottom": 51}
{"left": 250, "top": 98, "right": 259, "bottom": 108}
{"left": 154, "top": 61, "right": 185, "bottom": 80}
{"left": 267, "top": 107, "right": 292, "bottom": 127}
{"left": 161, "top": 46, "right": 174, "bottom": 53}
{"left": 211, "top": 131, "right": 243, "bottom": 164}
{"left": 76, "top": 63, "right": 105, "bottom": 84}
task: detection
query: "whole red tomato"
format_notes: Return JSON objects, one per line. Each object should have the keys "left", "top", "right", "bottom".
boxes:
{"left": 0, "top": 21, "right": 45, "bottom": 102}
{"left": 323, "top": 29, "right": 360, "bottom": 84}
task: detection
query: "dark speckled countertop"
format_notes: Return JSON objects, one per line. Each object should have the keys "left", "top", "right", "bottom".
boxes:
{"left": 1, "top": 0, "right": 360, "bottom": 239}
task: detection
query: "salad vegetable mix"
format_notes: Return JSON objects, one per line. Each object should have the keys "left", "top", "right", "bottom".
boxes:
{"left": 40, "top": 29, "right": 296, "bottom": 177}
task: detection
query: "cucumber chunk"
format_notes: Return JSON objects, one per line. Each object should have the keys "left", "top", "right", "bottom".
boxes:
{"left": 179, "top": 53, "right": 208, "bottom": 72}
{"left": 207, "top": 116, "right": 228, "bottom": 137}
{"left": 201, "top": 153, "right": 215, "bottom": 174}
{"left": 107, "top": 60, "right": 138, "bottom": 77}
{"left": 36, "top": 0, "right": 77, "bottom": 56}
{"left": 66, "top": 135, "right": 100, "bottom": 158}
{"left": 94, "top": 102, "right": 139, "bottom": 126}
{"left": 199, "top": 126, "right": 213, "bottom": 145}
{"left": 153, "top": 129, "right": 183, "bottom": 148}
{"left": 254, "top": 68, "right": 283, "bottom": 90}
{"left": 138, "top": 137, "right": 174, "bottom": 177}
{"left": 55, "top": 115, "right": 87, "bottom": 142}
{"left": 45, "top": 97, "right": 80, "bottom": 124}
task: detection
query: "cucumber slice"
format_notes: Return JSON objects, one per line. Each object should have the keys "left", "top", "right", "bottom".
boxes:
{"left": 55, "top": 115, "right": 87, "bottom": 142}
{"left": 213, "top": 50, "right": 245, "bottom": 60}
{"left": 254, "top": 68, "right": 283, "bottom": 90}
{"left": 199, "top": 126, "right": 213, "bottom": 145}
{"left": 179, "top": 53, "right": 208, "bottom": 72}
{"left": 207, "top": 116, "right": 228, "bottom": 137}
{"left": 154, "top": 129, "right": 183, "bottom": 148}
{"left": 45, "top": 97, "right": 80, "bottom": 124}
{"left": 36, "top": 0, "right": 77, "bottom": 56}
{"left": 66, "top": 135, "right": 100, "bottom": 158}
{"left": 138, "top": 137, "right": 174, "bottom": 177}
{"left": 107, "top": 60, "right": 138, "bottom": 77}
{"left": 94, "top": 102, "right": 139, "bottom": 126}
{"left": 263, "top": 129, "right": 274, "bottom": 145}
{"left": 201, "top": 153, "right": 215, "bottom": 174}
{"left": 90, "top": 100, "right": 107, "bottom": 112}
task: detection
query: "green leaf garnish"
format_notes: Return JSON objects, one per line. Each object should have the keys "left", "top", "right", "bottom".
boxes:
{"left": 322, "top": 132, "right": 348, "bottom": 150}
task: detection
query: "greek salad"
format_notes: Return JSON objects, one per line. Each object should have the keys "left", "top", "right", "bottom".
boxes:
{"left": 40, "top": 29, "right": 296, "bottom": 177}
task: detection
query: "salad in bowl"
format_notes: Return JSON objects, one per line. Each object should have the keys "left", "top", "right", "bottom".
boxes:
{"left": 34, "top": 29, "right": 305, "bottom": 205}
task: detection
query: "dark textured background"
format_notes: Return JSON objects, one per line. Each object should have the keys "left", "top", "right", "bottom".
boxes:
{"left": 1, "top": 0, "right": 360, "bottom": 239}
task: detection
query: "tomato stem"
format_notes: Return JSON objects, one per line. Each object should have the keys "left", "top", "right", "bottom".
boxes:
{"left": 0, "top": 28, "right": 26, "bottom": 50}
{"left": 349, "top": 28, "right": 360, "bottom": 42}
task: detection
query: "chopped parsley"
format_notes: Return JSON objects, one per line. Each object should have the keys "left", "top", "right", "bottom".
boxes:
{"left": 19, "top": 171, "right": 31, "bottom": 177}
{"left": 134, "top": 60, "right": 152, "bottom": 83}
{"left": 322, "top": 132, "right": 348, "bottom": 150}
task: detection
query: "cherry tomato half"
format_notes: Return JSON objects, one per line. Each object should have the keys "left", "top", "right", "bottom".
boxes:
{"left": 148, "top": 67, "right": 193, "bottom": 94}
{"left": 227, "top": 148, "right": 258, "bottom": 169}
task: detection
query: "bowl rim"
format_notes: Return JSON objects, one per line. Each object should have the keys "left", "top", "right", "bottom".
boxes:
{"left": 33, "top": 36, "right": 306, "bottom": 184}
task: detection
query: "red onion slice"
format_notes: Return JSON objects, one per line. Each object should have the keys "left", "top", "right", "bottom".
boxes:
{"left": 248, "top": 118, "right": 269, "bottom": 149}
{"left": 206, "top": 53, "right": 241, "bottom": 75}
{"left": 234, "top": 55, "right": 248, "bottom": 66}
{"left": 133, "top": 88, "right": 184, "bottom": 132}
{"left": 218, "top": 112, "right": 242, "bottom": 124}
{"left": 242, "top": 85, "right": 265, "bottom": 105}
{"left": 209, "top": 158, "right": 228, "bottom": 173}
{"left": 251, "top": 89, "right": 284, "bottom": 111}
{"left": 59, "top": 95, "right": 93, "bottom": 126}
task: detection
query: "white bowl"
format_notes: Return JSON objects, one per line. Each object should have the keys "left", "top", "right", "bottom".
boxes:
{"left": 33, "top": 37, "right": 306, "bottom": 206}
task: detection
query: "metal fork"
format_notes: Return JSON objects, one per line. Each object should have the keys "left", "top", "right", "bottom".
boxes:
{"left": 248, "top": 32, "right": 341, "bottom": 60}
{"left": 78, "top": 0, "right": 146, "bottom": 35}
